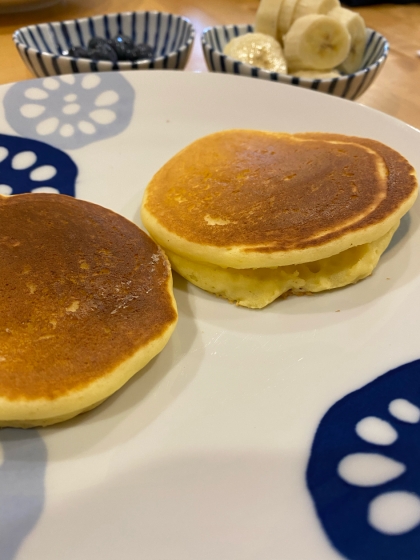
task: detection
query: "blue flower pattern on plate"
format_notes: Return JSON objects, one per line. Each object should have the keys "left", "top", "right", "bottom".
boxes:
{"left": 307, "top": 359, "right": 420, "bottom": 560}
{"left": 3, "top": 73, "right": 135, "bottom": 150}
{"left": 0, "top": 430, "right": 47, "bottom": 560}
{"left": 0, "top": 133, "right": 77, "bottom": 196}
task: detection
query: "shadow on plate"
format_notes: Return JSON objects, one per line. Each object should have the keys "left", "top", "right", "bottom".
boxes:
{"left": 0, "top": 429, "right": 47, "bottom": 560}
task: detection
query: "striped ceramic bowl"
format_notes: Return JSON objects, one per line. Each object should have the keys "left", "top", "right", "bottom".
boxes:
{"left": 202, "top": 24, "right": 388, "bottom": 100}
{"left": 13, "top": 11, "right": 195, "bottom": 77}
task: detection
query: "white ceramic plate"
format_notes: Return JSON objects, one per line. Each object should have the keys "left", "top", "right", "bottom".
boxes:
{"left": 0, "top": 71, "right": 420, "bottom": 560}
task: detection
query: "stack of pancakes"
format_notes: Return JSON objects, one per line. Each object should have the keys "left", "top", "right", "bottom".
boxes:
{"left": 141, "top": 130, "right": 418, "bottom": 309}
{"left": 0, "top": 194, "right": 177, "bottom": 427}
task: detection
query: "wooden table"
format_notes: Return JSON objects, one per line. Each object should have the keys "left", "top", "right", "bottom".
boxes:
{"left": 0, "top": 0, "right": 419, "bottom": 129}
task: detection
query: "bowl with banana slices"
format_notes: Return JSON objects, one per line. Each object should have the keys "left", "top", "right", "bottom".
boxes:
{"left": 201, "top": 1, "right": 388, "bottom": 100}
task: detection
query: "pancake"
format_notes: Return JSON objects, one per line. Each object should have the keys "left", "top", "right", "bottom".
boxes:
{"left": 0, "top": 193, "right": 177, "bottom": 427}
{"left": 142, "top": 129, "right": 417, "bottom": 268}
{"left": 141, "top": 129, "right": 417, "bottom": 308}
{"left": 167, "top": 222, "right": 398, "bottom": 308}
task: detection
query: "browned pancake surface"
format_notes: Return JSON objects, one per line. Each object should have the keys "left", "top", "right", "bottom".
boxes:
{"left": 143, "top": 130, "right": 417, "bottom": 253}
{"left": 0, "top": 194, "right": 177, "bottom": 400}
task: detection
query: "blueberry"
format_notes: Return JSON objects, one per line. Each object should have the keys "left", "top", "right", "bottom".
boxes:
{"left": 130, "top": 43, "right": 154, "bottom": 61}
{"left": 68, "top": 46, "right": 89, "bottom": 58}
{"left": 111, "top": 34, "right": 134, "bottom": 48}
{"left": 108, "top": 35, "right": 135, "bottom": 61}
{"left": 88, "top": 43, "right": 118, "bottom": 63}
{"left": 63, "top": 35, "right": 152, "bottom": 63}
{"left": 87, "top": 37, "right": 109, "bottom": 50}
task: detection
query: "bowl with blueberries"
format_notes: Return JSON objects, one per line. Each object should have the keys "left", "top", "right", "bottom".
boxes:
{"left": 13, "top": 11, "right": 195, "bottom": 77}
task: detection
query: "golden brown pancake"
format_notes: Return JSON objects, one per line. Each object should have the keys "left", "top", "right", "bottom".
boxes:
{"left": 0, "top": 193, "right": 177, "bottom": 427}
{"left": 141, "top": 129, "right": 417, "bottom": 308}
{"left": 141, "top": 129, "right": 417, "bottom": 269}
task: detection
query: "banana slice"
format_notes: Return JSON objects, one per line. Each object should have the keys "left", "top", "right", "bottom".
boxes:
{"left": 277, "top": 0, "right": 301, "bottom": 39}
{"left": 224, "top": 33, "right": 288, "bottom": 73}
{"left": 329, "top": 7, "right": 366, "bottom": 73}
{"left": 283, "top": 14, "right": 351, "bottom": 71}
{"left": 293, "top": 0, "right": 340, "bottom": 22}
{"left": 255, "top": 0, "right": 285, "bottom": 38}
{"left": 291, "top": 69, "right": 341, "bottom": 78}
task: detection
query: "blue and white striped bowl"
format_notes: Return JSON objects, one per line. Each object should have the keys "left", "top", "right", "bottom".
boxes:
{"left": 202, "top": 24, "right": 388, "bottom": 101}
{"left": 13, "top": 11, "right": 195, "bottom": 77}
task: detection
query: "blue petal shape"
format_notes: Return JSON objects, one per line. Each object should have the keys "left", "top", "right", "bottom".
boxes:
{"left": 0, "top": 429, "right": 47, "bottom": 560}
{"left": 3, "top": 73, "right": 135, "bottom": 150}
{"left": 307, "top": 359, "right": 420, "bottom": 560}
{"left": 0, "top": 133, "right": 77, "bottom": 196}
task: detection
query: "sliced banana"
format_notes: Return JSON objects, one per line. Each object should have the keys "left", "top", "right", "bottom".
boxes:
{"left": 255, "top": 0, "right": 285, "bottom": 38}
{"left": 291, "top": 69, "right": 341, "bottom": 78}
{"left": 329, "top": 6, "right": 366, "bottom": 73}
{"left": 283, "top": 14, "right": 351, "bottom": 71}
{"left": 224, "top": 33, "right": 288, "bottom": 73}
{"left": 277, "top": 0, "right": 301, "bottom": 39}
{"left": 293, "top": 0, "right": 340, "bottom": 22}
